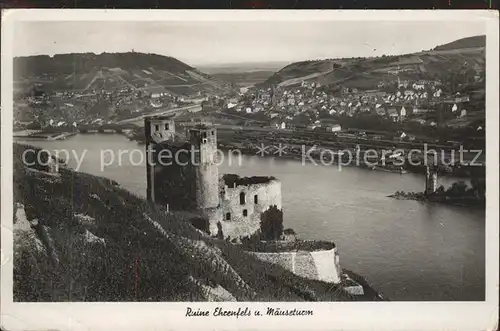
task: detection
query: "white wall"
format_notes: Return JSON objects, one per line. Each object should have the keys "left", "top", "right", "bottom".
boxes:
{"left": 250, "top": 247, "right": 341, "bottom": 284}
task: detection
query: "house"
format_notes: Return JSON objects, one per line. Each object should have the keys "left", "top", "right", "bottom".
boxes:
{"left": 386, "top": 108, "right": 399, "bottom": 121}
{"left": 413, "top": 107, "right": 433, "bottom": 114}
{"left": 399, "top": 106, "right": 407, "bottom": 118}
{"left": 454, "top": 96, "right": 470, "bottom": 103}
{"left": 148, "top": 86, "right": 167, "bottom": 99}
{"left": 253, "top": 105, "right": 263, "bottom": 113}
{"left": 433, "top": 89, "right": 443, "bottom": 98}
{"left": 460, "top": 109, "right": 467, "bottom": 118}
{"left": 375, "top": 108, "right": 386, "bottom": 116}
{"left": 325, "top": 124, "right": 342, "bottom": 132}
{"left": 413, "top": 83, "right": 425, "bottom": 90}
{"left": 271, "top": 118, "right": 287, "bottom": 130}
{"left": 411, "top": 118, "right": 427, "bottom": 125}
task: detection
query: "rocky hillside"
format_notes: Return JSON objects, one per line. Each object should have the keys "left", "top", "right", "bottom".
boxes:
{"left": 13, "top": 52, "right": 229, "bottom": 96}
{"left": 13, "top": 143, "right": 382, "bottom": 302}
{"left": 264, "top": 35, "right": 485, "bottom": 89}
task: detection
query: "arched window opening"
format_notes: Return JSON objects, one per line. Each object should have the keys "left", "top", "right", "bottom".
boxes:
{"left": 239, "top": 192, "right": 246, "bottom": 205}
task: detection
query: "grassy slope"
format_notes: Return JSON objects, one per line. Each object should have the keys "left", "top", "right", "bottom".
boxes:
{"left": 13, "top": 143, "right": 381, "bottom": 302}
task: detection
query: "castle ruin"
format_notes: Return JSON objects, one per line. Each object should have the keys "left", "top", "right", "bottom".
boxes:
{"left": 145, "top": 116, "right": 283, "bottom": 239}
{"left": 144, "top": 117, "right": 355, "bottom": 290}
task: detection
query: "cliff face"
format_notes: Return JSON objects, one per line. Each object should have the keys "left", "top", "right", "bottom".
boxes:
{"left": 12, "top": 143, "right": 383, "bottom": 302}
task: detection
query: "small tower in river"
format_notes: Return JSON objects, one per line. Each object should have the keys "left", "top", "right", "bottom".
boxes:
{"left": 425, "top": 165, "right": 438, "bottom": 195}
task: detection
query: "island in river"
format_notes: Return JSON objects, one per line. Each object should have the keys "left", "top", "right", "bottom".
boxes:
{"left": 389, "top": 178, "right": 486, "bottom": 209}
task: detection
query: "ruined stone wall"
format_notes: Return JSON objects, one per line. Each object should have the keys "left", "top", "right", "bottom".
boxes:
{"left": 212, "top": 179, "right": 282, "bottom": 239}
{"left": 221, "top": 179, "right": 282, "bottom": 220}
{"left": 249, "top": 247, "right": 341, "bottom": 284}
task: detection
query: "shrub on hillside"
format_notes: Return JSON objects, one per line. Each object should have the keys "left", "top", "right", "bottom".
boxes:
{"left": 259, "top": 205, "right": 283, "bottom": 241}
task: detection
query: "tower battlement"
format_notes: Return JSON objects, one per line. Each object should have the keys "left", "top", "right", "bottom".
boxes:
{"left": 144, "top": 116, "right": 176, "bottom": 144}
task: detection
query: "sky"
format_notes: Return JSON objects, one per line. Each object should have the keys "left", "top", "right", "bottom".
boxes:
{"left": 13, "top": 21, "right": 486, "bottom": 66}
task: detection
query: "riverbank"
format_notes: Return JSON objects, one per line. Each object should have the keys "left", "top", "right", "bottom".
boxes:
{"left": 13, "top": 130, "right": 77, "bottom": 141}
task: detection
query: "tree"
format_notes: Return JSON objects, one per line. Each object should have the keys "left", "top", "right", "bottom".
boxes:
{"left": 436, "top": 185, "right": 446, "bottom": 195}
{"left": 446, "top": 181, "right": 469, "bottom": 197}
{"left": 470, "top": 178, "right": 486, "bottom": 199}
{"left": 259, "top": 205, "right": 283, "bottom": 240}
{"left": 216, "top": 221, "right": 224, "bottom": 240}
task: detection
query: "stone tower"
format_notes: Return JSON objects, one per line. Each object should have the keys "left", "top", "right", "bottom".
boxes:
{"left": 145, "top": 116, "right": 176, "bottom": 203}
{"left": 144, "top": 117, "right": 220, "bottom": 211}
{"left": 425, "top": 165, "right": 438, "bottom": 195}
{"left": 186, "top": 124, "right": 220, "bottom": 209}
{"left": 145, "top": 116, "right": 176, "bottom": 144}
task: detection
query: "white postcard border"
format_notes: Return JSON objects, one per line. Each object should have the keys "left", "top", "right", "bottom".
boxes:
{"left": 1, "top": 9, "right": 498, "bottom": 331}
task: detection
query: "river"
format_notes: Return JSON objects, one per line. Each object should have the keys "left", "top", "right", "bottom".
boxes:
{"left": 17, "top": 133, "right": 485, "bottom": 301}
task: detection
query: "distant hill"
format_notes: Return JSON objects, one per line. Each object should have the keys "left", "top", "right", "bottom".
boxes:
{"left": 263, "top": 36, "right": 485, "bottom": 89}
{"left": 198, "top": 62, "right": 288, "bottom": 88}
{"left": 13, "top": 52, "right": 229, "bottom": 96}
{"left": 199, "top": 62, "right": 291, "bottom": 74}
{"left": 211, "top": 71, "right": 276, "bottom": 87}
{"left": 434, "top": 35, "right": 486, "bottom": 51}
